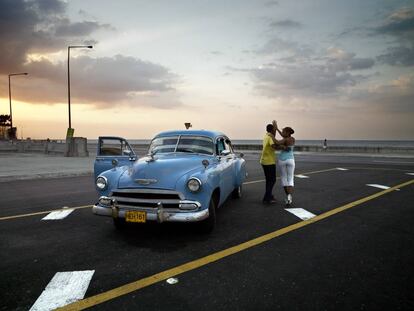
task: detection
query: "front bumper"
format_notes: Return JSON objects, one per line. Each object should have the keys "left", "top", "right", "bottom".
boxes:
{"left": 92, "top": 203, "right": 209, "bottom": 223}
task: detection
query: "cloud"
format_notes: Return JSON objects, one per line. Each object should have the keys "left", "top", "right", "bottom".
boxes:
{"left": 269, "top": 19, "right": 302, "bottom": 29}
{"left": 375, "top": 7, "right": 414, "bottom": 35}
{"left": 348, "top": 74, "right": 414, "bottom": 113}
{"left": 6, "top": 55, "right": 179, "bottom": 108}
{"left": 240, "top": 46, "right": 374, "bottom": 99}
{"left": 264, "top": 1, "right": 279, "bottom": 7}
{"left": 0, "top": 0, "right": 180, "bottom": 108}
{"left": 256, "top": 36, "right": 314, "bottom": 59}
{"left": 54, "top": 19, "right": 113, "bottom": 37}
{"left": 373, "top": 7, "right": 414, "bottom": 67}
{"left": 377, "top": 45, "right": 414, "bottom": 66}
{"left": 0, "top": 0, "right": 110, "bottom": 73}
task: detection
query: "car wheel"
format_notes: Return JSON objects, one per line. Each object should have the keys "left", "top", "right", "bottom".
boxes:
{"left": 113, "top": 217, "right": 126, "bottom": 230}
{"left": 232, "top": 185, "right": 242, "bottom": 198}
{"left": 199, "top": 198, "right": 216, "bottom": 233}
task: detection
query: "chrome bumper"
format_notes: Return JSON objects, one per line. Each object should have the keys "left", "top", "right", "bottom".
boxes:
{"left": 92, "top": 203, "right": 209, "bottom": 223}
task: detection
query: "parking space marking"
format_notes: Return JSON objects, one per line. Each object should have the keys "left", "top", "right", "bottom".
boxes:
{"left": 295, "top": 174, "right": 310, "bottom": 178}
{"left": 373, "top": 160, "right": 414, "bottom": 164}
{"left": 30, "top": 270, "right": 95, "bottom": 311}
{"left": 0, "top": 205, "right": 92, "bottom": 221}
{"left": 285, "top": 208, "right": 316, "bottom": 220}
{"left": 57, "top": 178, "right": 414, "bottom": 311}
{"left": 366, "top": 184, "right": 400, "bottom": 191}
{"left": 42, "top": 208, "right": 74, "bottom": 220}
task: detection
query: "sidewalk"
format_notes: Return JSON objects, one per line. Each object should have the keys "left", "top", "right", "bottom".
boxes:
{"left": 0, "top": 153, "right": 94, "bottom": 182}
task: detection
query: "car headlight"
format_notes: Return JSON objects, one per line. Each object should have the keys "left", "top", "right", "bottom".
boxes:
{"left": 187, "top": 177, "right": 202, "bottom": 192}
{"left": 96, "top": 176, "right": 108, "bottom": 190}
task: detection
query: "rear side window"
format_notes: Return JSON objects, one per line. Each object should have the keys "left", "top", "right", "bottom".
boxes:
{"left": 100, "top": 138, "right": 132, "bottom": 156}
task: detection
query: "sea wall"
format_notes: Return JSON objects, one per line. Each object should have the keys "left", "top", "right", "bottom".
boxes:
{"left": 1, "top": 140, "right": 414, "bottom": 155}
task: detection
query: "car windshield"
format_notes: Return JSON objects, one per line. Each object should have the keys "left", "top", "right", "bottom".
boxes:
{"left": 149, "top": 135, "right": 214, "bottom": 155}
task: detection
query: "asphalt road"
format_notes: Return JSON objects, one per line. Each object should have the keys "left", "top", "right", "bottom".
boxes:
{"left": 1, "top": 154, "right": 413, "bottom": 310}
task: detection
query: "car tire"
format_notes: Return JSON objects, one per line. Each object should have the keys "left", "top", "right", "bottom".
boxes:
{"left": 199, "top": 198, "right": 216, "bottom": 233}
{"left": 232, "top": 185, "right": 242, "bottom": 198}
{"left": 113, "top": 217, "right": 126, "bottom": 230}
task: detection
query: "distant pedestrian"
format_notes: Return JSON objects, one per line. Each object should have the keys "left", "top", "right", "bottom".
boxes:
{"left": 269, "top": 121, "right": 296, "bottom": 206}
{"left": 323, "top": 139, "right": 327, "bottom": 150}
{"left": 260, "top": 123, "right": 283, "bottom": 204}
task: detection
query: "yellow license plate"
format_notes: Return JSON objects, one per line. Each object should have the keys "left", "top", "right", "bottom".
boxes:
{"left": 125, "top": 211, "right": 146, "bottom": 223}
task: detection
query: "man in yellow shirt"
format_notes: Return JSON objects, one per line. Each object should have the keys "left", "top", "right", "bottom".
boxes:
{"left": 260, "top": 123, "right": 281, "bottom": 204}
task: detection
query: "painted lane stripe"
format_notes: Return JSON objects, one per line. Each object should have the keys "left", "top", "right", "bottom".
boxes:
{"left": 57, "top": 179, "right": 414, "bottom": 311}
{"left": 243, "top": 179, "right": 265, "bottom": 185}
{"left": 366, "top": 184, "right": 400, "bottom": 191}
{"left": 366, "top": 184, "right": 391, "bottom": 190}
{"left": 42, "top": 208, "right": 74, "bottom": 220}
{"left": 285, "top": 208, "right": 316, "bottom": 220}
{"left": 0, "top": 205, "right": 92, "bottom": 221}
{"left": 336, "top": 167, "right": 348, "bottom": 171}
{"left": 406, "top": 173, "right": 414, "bottom": 176}
{"left": 295, "top": 174, "right": 309, "bottom": 178}
{"left": 373, "top": 160, "right": 414, "bottom": 164}
{"left": 30, "top": 270, "right": 95, "bottom": 311}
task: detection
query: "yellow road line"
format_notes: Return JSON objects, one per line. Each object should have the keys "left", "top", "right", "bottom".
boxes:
{"left": 57, "top": 178, "right": 414, "bottom": 311}
{"left": 0, "top": 205, "right": 92, "bottom": 221}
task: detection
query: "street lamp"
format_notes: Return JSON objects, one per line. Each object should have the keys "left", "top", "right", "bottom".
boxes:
{"left": 8, "top": 72, "right": 28, "bottom": 129}
{"left": 67, "top": 45, "right": 93, "bottom": 138}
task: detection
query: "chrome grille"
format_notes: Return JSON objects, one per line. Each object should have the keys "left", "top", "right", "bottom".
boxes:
{"left": 110, "top": 189, "right": 183, "bottom": 209}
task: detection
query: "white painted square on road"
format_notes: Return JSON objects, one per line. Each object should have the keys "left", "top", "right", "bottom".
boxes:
{"left": 366, "top": 184, "right": 400, "bottom": 191}
{"left": 285, "top": 208, "right": 316, "bottom": 220}
{"left": 42, "top": 209, "right": 74, "bottom": 220}
{"left": 30, "top": 270, "right": 95, "bottom": 311}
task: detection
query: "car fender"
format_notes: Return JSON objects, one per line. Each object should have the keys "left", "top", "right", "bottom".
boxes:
{"left": 95, "top": 166, "right": 129, "bottom": 197}
{"left": 174, "top": 164, "right": 221, "bottom": 210}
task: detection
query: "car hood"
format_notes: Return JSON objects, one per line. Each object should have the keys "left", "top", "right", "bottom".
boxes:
{"left": 117, "top": 153, "right": 208, "bottom": 189}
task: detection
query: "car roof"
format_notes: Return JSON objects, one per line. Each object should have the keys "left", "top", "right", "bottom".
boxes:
{"left": 155, "top": 130, "right": 226, "bottom": 140}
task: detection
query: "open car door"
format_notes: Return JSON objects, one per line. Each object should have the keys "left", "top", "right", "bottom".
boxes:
{"left": 94, "top": 136, "right": 136, "bottom": 177}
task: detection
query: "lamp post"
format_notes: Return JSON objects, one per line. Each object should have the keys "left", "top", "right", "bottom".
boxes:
{"left": 8, "top": 72, "right": 28, "bottom": 129}
{"left": 67, "top": 45, "right": 93, "bottom": 138}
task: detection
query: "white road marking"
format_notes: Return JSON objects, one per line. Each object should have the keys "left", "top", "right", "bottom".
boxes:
{"left": 243, "top": 179, "right": 265, "bottom": 185}
{"left": 166, "top": 278, "right": 179, "bottom": 285}
{"left": 295, "top": 174, "right": 309, "bottom": 178}
{"left": 30, "top": 270, "right": 95, "bottom": 311}
{"left": 366, "top": 184, "right": 400, "bottom": 191}
{"left": 42, "top": 207, "right": 74, "bottom": 220}
{"left": 406, "top": 173, "right": 414, "bottom": 176}
{"left": 336, "top": 167, "right": 349, "bottom": 171}
{"left": 285, "top": 208, "right": 316, "bottom": 220}
{"left": 373, "top": 161, "right": 414, "bottom": 164}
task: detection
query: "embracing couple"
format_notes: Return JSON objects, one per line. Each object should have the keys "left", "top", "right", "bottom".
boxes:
{"left": 260, "top": 120, "right": 295, "bottom": 206}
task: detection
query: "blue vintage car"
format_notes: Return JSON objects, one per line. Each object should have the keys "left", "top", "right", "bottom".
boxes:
{"left": 92, "top": 130, "right": 247, "bottom": 232}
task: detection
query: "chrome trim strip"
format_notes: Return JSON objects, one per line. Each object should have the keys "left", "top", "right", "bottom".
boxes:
{"left": 110, "top": 189, "right": 185, "bottom": 200}
{"left": 111, "top": 196, "right": 181, "bottom": 204}
{"left": 92, "top": 203, "right": 208, "bottom": 222}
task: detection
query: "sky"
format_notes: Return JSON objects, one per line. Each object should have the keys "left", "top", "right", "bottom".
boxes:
{"left": 0, "top": 0, "right": 413, "bottom": 140}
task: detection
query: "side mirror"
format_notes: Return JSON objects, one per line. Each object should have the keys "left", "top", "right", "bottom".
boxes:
{"left": 220, "top": 150, "right": 231, "bottom": 157}
{"left": 239, "top": 153, "right": 244, "bottom": 158}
